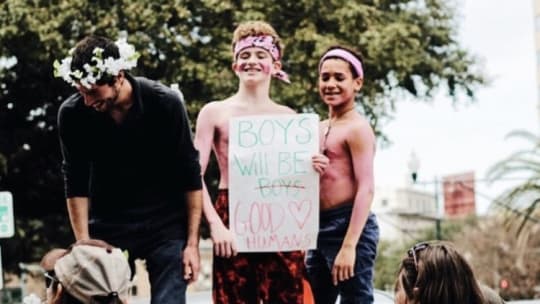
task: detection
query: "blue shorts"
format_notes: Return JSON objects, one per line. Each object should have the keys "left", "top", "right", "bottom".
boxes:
{"left": 306, "top": 205, "right": 379, "bottom": 304}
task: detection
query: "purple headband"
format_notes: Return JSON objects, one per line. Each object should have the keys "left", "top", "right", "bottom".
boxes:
{"left": 319, "top": 48, "right": 364, "bottom": 79}
{"left": 234, "top": 35, "right": 281, "bottom": 60}
{"left": 233, "top": 35, "right": 290, "bottom": 83}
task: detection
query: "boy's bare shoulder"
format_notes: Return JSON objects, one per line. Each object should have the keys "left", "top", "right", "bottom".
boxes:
{"left": 199, "top": 98, "right": 235, "bottom": 116}
{"left": 347, "top": 114, "right": 375, "bottom": 141}
{"left": 353, "top": 114, "right": 371, "bottom": 128}
{"left": 273, "top": 103, "right": 295, "bottom": 114}
{"left": 201, "top": 98, "right": 230, "bottom": 110}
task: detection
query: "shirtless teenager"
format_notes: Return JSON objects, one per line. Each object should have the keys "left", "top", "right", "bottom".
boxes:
{"left": 194, "top": 21, "right": 325, "bottom": 304}
{"left": 306, "top": 46, "right": 380, "bottom": 304}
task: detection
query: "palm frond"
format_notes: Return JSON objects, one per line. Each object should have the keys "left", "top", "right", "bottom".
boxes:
{"left": 516, "top": 198, "right": 540, "bottom": 235}
{"left": 505, "top": 130, "right": 540, "bottom": 141}
{"left": 486, "top": 130, "right": 540, "bottom": 235}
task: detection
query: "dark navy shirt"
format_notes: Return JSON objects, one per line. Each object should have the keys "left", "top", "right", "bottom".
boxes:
{"left": 58, "top": 74, "right": 202, "bottom": 239}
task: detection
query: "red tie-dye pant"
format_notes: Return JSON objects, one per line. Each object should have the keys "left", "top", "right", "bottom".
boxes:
{"left": 212, "top": 189, "right": 306, "bottom": 304}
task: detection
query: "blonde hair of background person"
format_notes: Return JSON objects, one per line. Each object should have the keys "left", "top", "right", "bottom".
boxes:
{"left": 395, "top": 241, "right": 486, "bottom": 304}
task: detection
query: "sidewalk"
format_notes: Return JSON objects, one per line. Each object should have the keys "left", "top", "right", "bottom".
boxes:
{"left": 131, "top": 291, "right": 211, "bottom": 304}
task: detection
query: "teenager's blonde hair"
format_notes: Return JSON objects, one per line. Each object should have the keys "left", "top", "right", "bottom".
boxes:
{"left": 231, "top": 21, "right": 284, "bottom": 58}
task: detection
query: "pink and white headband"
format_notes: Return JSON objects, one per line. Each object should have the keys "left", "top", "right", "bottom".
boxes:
{"left": 233, "top": 35, "right": 290, "bottom": 83}
{"left": 319, "top": 48, "right": 364, "bottom": 79}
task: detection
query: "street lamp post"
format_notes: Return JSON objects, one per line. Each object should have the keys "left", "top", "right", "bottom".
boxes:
{"left": 408, "top": 152, "right": 442, "bottom": 240}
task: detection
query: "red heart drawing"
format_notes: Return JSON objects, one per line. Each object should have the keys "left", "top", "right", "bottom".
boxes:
{"left": 288, "top": 200, "right": 312, "bottom": 229}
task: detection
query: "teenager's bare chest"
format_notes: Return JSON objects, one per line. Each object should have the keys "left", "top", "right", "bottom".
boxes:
{"left": 321, "top": 120, "right": 351, "bottom": 157}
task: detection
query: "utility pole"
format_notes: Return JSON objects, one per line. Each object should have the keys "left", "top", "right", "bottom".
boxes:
{"left": 433, "top": 176, "right": 441, "bottom": 240}
{"left": 408, "top": 152, "right": 442, "bottom": 240}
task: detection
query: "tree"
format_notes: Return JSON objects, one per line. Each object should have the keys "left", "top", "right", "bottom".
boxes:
{"left": 487, "top": 131, "right": 540, "bottom": 234}
{"left": 0, "top": 0, "right": 484, "bottom": 268}
{"left": 0, "top": 153, "right": 6, "bottom": 177}
{"left": 373, "top": 240, "right": 404, "bottom": 291}
{"left": 452, "top": 215, "right": 540, "bottom": 300}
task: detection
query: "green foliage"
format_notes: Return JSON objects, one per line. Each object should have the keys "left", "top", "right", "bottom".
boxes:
{"left": 374, "top": 240, "right": 403, "bottom": 291}
{"left": 419, "top": 215, "right": 471, "bottom": 241}
{"left": 0, "top": 215, "right": 73, "bottom": 272}
{"left": 0, "top": 0, "right": 484, "bottom": 264}
{"left": 0, "top": 153, "right": 6, "bottom": 177}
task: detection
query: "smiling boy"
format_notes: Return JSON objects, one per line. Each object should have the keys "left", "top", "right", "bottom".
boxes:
{"left": 306, "top": 46, "right": 380, "bottom": 304}
{"left": 194, "top": 21, "right": 316, "bottom": 304}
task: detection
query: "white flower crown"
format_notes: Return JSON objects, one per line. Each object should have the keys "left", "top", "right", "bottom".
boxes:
{"left": 53, "top": 38, "right": 140, "bottom": 89}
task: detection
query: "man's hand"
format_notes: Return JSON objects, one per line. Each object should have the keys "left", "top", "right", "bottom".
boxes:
{"left": 183, "top": 244, "right": 200, "bottom": 284}
{"left": 210, "top": 221, "right": 238, "bottom": 258}
{"left": 331, "top": 245, "right": 356, "bottom": 286}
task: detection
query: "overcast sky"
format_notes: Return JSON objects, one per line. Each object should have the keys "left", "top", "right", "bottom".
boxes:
{"left": 373, "top": 0, "right": 538, "bottom": 214}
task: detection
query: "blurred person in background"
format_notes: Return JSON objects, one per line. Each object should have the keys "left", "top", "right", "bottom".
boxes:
{"left": 394, "top": 241, "right": 486, "bottom": 304}
{"left": 40, "top": 240, "right": 131, "bottom": 304}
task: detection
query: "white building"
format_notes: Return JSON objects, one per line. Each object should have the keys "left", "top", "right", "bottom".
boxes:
{"left": 372, "top": 186, "right": 438, "bottom": 242}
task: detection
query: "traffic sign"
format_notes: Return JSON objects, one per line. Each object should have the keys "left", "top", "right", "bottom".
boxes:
{"left": 0, "top": 192, "right": 14, "bottom": 238}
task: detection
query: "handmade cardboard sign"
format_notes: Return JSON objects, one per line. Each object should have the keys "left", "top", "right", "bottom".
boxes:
{"left": 229, "top": 114, "right": 319, "bottom": 252}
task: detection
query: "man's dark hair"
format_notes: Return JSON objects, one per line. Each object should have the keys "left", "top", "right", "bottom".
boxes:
{"left": 70, "top": 35, "right": 119, "bottom": 86}
{"left": 321, "top": 45, "right": 364, "bottom": 78}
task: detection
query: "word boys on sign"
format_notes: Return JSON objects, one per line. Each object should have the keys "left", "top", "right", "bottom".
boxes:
{"left": 229, "top": 114, "right": 319, "bottom": 252}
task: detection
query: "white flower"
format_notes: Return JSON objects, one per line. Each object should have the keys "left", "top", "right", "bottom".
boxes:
{"left": 53, "top": 57, "right": 74, "bottom": 83}
{"left": 116, "top": 38, "right": 135, "bottom": 59}
{"left": 53, "top": 35, "right": 139, "bottom": 87}
{"left": 22, "top": 293, "right": 41, "bottom": 304}
{"left": 103, "top": 57, "right": 124, "bottom": 75}
{"left": 93, "top": 47, "right": 104, "bottom": 56}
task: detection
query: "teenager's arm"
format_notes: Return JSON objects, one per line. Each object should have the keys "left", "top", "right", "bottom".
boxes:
{"left": 183, "top": 189, "right": 202, "bottom": 283}
{"left": 66, "top": 197, "right": 90, "bottom": 240}
{"left": 185, "top": 190, "right": 202, "bottom": 247}
{"left": 331, "top": 120, "right": 376, "bottom": 285}
{"left": 194, "top": 103, "right": 237, "bottom": 257}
